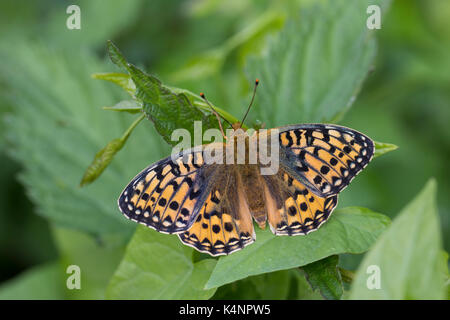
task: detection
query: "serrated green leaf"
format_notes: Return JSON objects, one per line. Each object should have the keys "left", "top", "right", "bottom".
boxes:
{"left": 374, "top": 141, "right": 398, "bottom": 158}
{"left": 245, "top": 0, "right": 390, "bottom": 127}
{"left": 105, "top": 42, "right": 225, "bottom": 146}
{"left": 107, "top": 40, "right": 129, "bottom": 70}
{"left": 45, "top": 0, "right": 144, "bottom": 50}
{"left": 248, "top": 270, "right": 291, "bottom": 299}
{"left": 205, "top": 207, "right": 390, "bottom": 289}
{"left": 302, "top": 255, "right": 343, "bottom": 300}
{"left": 80, "top": 114, "right": 144, "bottom": 186}
{"left": 106, "top": 225, "right": 217, "bottom": 300}
{"left": 127, "top": 64, "right": 219, "bottom": 146}
{"left": 92, "top": 73, "right": 136, "bottom": 97}
{"left": 0, "top": 42, "right": 166, "bottom": 238}
{"left": 349, "top": 179, "right": 446, "bottom": 299}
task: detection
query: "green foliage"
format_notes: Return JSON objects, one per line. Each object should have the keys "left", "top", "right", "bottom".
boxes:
{"left": 0, "top": 262, "right": 65, "bottom": 300}
{"left": 107, "top": 225, "right": 217, "bottom": 299}
{"left": 212, "top": 270, "right": 292, "bottom": 300}
{"left": 302, "top": 255, "right": 343, "bottom": 300}
{"left": 245, "top": 0, "right": 390, "bottom": 127}
{"left": 106, "top": 41, "right": 220, "bottom": 147}
{"left": 0, "top": 0, "right": 447, "bottom": 301}
{"left": 0, "top": 43, "right": 150, "bottom": 239}
{"left": 53, "top": 227, "right": 126, "bottom": 299}
{"left": 205, "top": 207, "right": 390, "bottom": 289}
{"left": 81, "top": 41, "right": 246, "bottom": 186}
{"left": 374, "top": 141, "right": 398, "bottom": 159}
{"left": 349, "top": 179, "right": 447, "bottom": 299}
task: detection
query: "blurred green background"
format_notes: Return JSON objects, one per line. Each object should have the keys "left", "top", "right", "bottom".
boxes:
{"left": 0, "top": 0, "right": 448, "bottom": 299}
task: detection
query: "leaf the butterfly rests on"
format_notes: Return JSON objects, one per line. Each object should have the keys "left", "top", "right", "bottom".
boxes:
{"left": 118, "top": 124, "right": 375, "bottom": 256}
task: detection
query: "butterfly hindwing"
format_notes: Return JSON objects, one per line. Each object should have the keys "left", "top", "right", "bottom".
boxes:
{"left": 278, "top": 124, "right": 374, "bottom": 197}
{"left": 262, "top": 167, "right": 338, "bottom": 235}
{"left": 118, "top": 150, "right": 217, "bottom": 234}
{"left": 179, "top": 169, "right": 255, "bottom": 256}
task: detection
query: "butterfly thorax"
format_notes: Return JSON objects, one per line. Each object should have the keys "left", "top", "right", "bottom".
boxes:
{"left": 220, "top": 128, "right": 273, "bottom": 229}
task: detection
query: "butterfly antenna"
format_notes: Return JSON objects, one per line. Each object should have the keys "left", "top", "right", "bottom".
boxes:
{"left": 239, "top": 79, "right": 259, "bottom": 129}
{"left": 200, "top": 93, "right": 229, "bottom": 139}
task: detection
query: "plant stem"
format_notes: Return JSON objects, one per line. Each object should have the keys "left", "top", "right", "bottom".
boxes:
{"left": 122, "top": 113, "right": 145, "bottom": 140}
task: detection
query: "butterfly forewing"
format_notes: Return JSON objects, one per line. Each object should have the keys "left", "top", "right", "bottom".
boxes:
{"left": 278, "top": 124, "right": 375, "bottom": 198}
{"left": 118, "top": 150, "right": 218, "bottom": 234}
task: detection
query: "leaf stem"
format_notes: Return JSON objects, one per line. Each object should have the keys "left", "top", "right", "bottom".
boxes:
{"left": 122, "top": 113, "right": 145, "bottom": 140}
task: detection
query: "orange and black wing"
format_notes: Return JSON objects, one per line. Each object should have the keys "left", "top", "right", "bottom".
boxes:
{"left": 262, "top": 167, "right": 337, "bottom": 236}
{"left": 278, "top": 124, "right": 374, "bottom": 198}
{"left": 118, "top": 151, "right": 217, "bottom": 234}
{"left": 179, "top": 169, "right": 255, "bottom": 256}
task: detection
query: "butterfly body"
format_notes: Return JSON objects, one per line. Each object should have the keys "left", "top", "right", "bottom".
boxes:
{"left": 118, "top": 124, "right": 374, "bottom": 256}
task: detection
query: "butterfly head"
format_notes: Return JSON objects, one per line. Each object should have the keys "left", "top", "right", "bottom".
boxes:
{"left": 200, "top": 79, "right": 259, "bottom": 139}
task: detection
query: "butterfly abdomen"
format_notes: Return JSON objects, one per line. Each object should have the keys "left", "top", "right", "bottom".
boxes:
{"left": 238, "top": 165, "right": 268, "bottom": 229}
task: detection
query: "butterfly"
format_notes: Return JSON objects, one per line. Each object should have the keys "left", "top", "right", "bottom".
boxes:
{"left": 117, "top": 81, "right": 375, "bottom": 256}
{"left": 118, "top": 123, "right": 374, "bottom": 256}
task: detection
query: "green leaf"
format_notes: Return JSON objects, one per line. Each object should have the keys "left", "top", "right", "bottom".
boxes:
{"left": 291, "top": 269, "right": 324, "bottom": 300}
{"left": 248, "top": 270, "right": 291, "bottom": 299}
{"left": 302, "top": 255, "right": 343, "bottom": 300}
{"left": 52, "top": 227, "right": 126, "bottom": 299}
{"left": 92, "top": 73, "right": 136, "bottom": 97}
{"left": 349, "top": 179, "right": 446, "bottom": 299}
{"left": 0, "top": 41, "right": 166, "bottom": 238}
{"left": 205, "top": 207, "right": 390, "bottom": 289}
{"left": 170, "top": 10, "right": 285, "bottom": 82}
{"left": 102, "top": 100, "right": 142, "bottom": 114}
{"left": 107, "top": 225, "right": 217, "bottom": 300}
{"left": 245, "top": 0, "right": 390, "bottom": 127}
{"left": 0, "top": 262, "right": 65, "bottom": 300}
{"left": 107, "top": 40, "right": 129, "bottom": 70}
{"left": 106, "top": 41, "right": 223, "bottom": 146}
{"left": 374, "top": 141, "right": 398, "bottom": 158}
{"left": 80, "top": 114, "right": 144, "bottom": 186}
{"left": 129, "top": 64, "right": 219, "bottom": 146}
{"left": 212, "top": 270, "right": 291, "bottom": 300}
{"left": 44, "top": 0, "right": 144, "bottom": 50}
